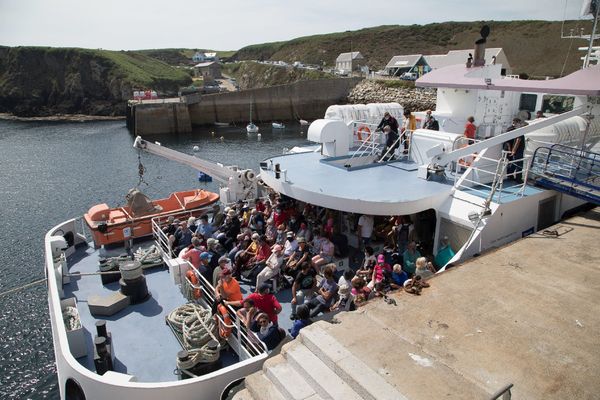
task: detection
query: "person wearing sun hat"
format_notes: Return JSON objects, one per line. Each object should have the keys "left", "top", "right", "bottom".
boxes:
{"left": 368, "top": 254, "right": 392, "bottom": 290}
{"left": 255, "top": 244, "right": 284, "bottom": 291}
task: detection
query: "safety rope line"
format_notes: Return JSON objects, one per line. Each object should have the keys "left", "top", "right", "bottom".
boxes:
{"left": 0, "top": 278, "right": 47, "bottom": 298}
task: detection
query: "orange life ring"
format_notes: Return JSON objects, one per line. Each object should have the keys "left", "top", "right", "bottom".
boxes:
{"left": 186, "top": 270, "right": 201, "bottom": 299}
{"left": 216, "top": 304, "right": 232, "bottom": 338}
{"left": 357, "top": 125, "right": 371, "bottom": 141}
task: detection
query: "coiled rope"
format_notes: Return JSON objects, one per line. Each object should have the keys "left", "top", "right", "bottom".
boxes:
{"left": 167, "top": 303, "right": 221, "bottom": 369}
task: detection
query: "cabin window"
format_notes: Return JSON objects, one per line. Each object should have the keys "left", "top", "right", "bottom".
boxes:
{"left": 542, "top": 95, "right": 574, "bottom": 114}
{"left": 518, "top": 94, "right": 537, "bottom": 112}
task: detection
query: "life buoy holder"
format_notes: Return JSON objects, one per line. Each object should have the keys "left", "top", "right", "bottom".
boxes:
{"left": 357, "top": 125, "right": 371, "bottom": 141}
{"left": 186, "top": 270, "right": 201, "bottom": 299}
{"left": 216, "top": 304, "right": 232, "bottom": 338}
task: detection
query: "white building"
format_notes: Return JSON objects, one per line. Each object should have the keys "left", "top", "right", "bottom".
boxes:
{"left": 335, "top": 52, "right": 365, "bottom": 73}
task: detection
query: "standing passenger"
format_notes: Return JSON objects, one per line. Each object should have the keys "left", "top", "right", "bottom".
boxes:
{"left": 464, "top": 116, "right": 477, "bottom": 144}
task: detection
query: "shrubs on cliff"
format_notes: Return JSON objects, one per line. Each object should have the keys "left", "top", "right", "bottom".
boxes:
{"left": 0, "top": 46, "right": 192, "bottom": 117}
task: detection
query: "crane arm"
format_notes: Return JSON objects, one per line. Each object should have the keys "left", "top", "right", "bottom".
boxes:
{"left": 133, "top": 136, "right": 233, "bottom": 184}
{"left": 433, "top": 106, "right": 589, "bottom": 166}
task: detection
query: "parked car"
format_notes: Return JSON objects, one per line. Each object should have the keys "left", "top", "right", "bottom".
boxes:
{"left": 400, "top": 72, "right": 417, "bottom": 81}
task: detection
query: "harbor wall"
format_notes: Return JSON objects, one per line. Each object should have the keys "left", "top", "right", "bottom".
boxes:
{"left": 129, "top": 102, "right": 192, "bottom": 135}
{"left": 188, "top": 78, "right": 362, "bottom": 125}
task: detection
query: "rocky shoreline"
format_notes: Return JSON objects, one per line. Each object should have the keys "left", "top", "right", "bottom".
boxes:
{"left": 347, "top": 79, "right": 437, "bottom": 111}
{"left": 0, "top": 113, "right": 125, "bottom": 122}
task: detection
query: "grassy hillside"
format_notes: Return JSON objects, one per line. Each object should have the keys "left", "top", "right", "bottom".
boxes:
{"left": 0, "top": 46, "right": 192, "bottom": 116}
{"left": 222, "top": 61, "right": 333, "bottom": 89}
{"left": 136, "top": 48, "right": 236, "bottom": 65}
{"left": 232, "top": 20, "right": 593, "bottom": 77}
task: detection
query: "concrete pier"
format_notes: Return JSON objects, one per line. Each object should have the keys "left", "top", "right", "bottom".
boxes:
{"left": 127, "top": 78, "right": 362, "bottom": 135}
{"left": 236, "top": 207, "right": 600, "bottom": 399}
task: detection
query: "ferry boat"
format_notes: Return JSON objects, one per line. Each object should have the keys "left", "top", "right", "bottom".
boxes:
{"left": 44, "top": 27, "right": 600, "bottom": 400}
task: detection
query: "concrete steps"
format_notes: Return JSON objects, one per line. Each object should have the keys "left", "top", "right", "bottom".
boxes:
{"left": 235, "top": 319, "right": 409, "bottom": 400}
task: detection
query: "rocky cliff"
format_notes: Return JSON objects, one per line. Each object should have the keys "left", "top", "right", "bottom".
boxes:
{"left": 348, "top": 80, "right": 437, "bottom": 111}
{"left": 0, "top": 46, "right": 192, "bottom": 117}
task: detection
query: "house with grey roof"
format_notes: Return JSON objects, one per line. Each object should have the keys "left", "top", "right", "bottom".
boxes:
{"left": 384, "top": 54, "right": 431, "bottom": 77}
{"left": 335, "top": 52, "right": 365, "bottom": 73}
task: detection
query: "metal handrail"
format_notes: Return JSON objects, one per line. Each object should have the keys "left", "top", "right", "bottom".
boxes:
{"left": 184, "top": 265, "right": 268, "bottom": 357}
{"left": 454, "top": 150, "right": 531, "bottom": 204}
{"left": 489, "top": 383, "right": 513, "bottom": 400}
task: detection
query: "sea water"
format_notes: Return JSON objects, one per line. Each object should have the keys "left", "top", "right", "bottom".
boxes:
{"left": 0, "top": 120, "right": 310, "bottom": 399}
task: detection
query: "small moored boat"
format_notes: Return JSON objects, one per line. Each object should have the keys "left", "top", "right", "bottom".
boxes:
{"left": 246, "top": 122, "right": 259, "bottom": 133}
{"left": 272, "top": 122, "right": 285, "bottom": 129}
{"left": 84, "top": 188, "right": 219, "bottom": 247}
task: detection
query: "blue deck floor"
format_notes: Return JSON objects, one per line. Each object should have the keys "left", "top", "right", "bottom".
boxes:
{"left": 459, "top": 179, "right": 544, "bottom": 203}
{"left": 63, "top": 241, "right": 298, "bottom": 382}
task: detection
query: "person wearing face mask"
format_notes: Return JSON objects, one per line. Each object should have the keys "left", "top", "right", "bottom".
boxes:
{"left": 275, "top": 224, "right": 286, "bottom": 246}
{"left": 288, "top": 215, "right": 300, "bottom": 233}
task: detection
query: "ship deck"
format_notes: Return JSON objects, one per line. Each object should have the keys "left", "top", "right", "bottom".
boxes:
{"left": 261, "top": 151, "right": 455, "bottom": 216}
{"left": 63, "top": 241, "right": 296, "bottom": 382}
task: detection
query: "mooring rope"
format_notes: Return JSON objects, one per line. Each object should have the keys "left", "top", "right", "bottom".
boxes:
{"left": 0, "top": 278, "right": 47, "bottom": 298}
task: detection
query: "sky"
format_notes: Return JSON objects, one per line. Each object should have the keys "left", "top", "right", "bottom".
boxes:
{"left": 0, "top": 0, "right": 589, "bottom": 51}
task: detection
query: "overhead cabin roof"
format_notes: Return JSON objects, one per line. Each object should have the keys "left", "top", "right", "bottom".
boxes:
{"left": 416, "top": 64, "right": 600, "bottom": 96}
{"left": 424, "top": 48, "right": 504, "bottom": 70}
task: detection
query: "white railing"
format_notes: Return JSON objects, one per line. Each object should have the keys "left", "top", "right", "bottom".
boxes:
{"left": 183, "top": 266, "right": 268, "bottom": 359}
{"left": 454, "top": 150, "right": 531, "bottom": 203}
{"left": 349, "top": 121, "right": 382, "bottom": 158}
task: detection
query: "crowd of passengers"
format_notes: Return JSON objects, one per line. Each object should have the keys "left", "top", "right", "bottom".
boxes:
{"left": 162, "top": 192, "right": 455, "bottom": 350}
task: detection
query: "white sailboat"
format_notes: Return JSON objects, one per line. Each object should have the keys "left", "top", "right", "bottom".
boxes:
{"left": 246, "top": 102, "right": 259, "bottom": 133}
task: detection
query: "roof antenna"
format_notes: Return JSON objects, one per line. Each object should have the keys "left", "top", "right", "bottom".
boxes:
{"left": 473, "top": 25, "right": 490, "bottom": 67}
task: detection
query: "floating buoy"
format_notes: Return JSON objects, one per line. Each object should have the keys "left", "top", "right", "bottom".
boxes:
{"left": 211, "top": 131, "right": 215, "bottom": 136}
{"left": 257, "top": 133, "right": 262, "bottom": 140}
{"left": 220, "top": 136, "right": 224, "bottom": 141}
{"left": 193, "top": 145, "right": 200, "bottom": 152}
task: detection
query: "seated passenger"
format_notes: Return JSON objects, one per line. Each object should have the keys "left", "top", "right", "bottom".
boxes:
{"left": 330, "top": 284, "right": 356, "bottom": 312}
{"left": 264, "top": 219, "right": 277, "bottom": 244}
{"left": 312, "top": 233, "right": 335, "bottom": 272}
{"left": 351, "top": 276, "right": 372, "bottom": 306}
{"left": 356, "top": 246, "right": 376, "bottom": 282}
{"left": 390, "top": 263, "right": 409, "bottom": 289}
{"left": 236, "top": 298, "right": 256, "bottom": 328}
{"left": 275, "top": 224, "right": 287, "bottom": 246}
{"left": 212, "top": 256, "right": 232, "bottom": 287}
{"left": 338, "top": 268, "right": 355, "bottom": 288}
{"left": 307, "top": 264, "right": 338, "bottom": 318}
{"left": 181, "top": 237, "right": 203, "bottom": 271}
{"left": 251, "top": 312, "right": 285, "bottom": 351}
{"left": 368, "top": 254, "right": 392, "bottom": 290}
{"left": 415, "top": 257, "right": 435, "bottom": 280}
{"left": 245, "top": 283, "right": 282, "bottom": 325}
{"left": 289, "top": 304, "right": 312, "bottom": 339}
{"left": 434, "top": 236, "right": 455, "bottom": 269}
{"left": 214, "top": 269, "right": 243, "bottom": 308}
{"left": 284, "top": 237, "right": 310, "bottom": 278}
{"left": 283, "top": 231, "right": 298, "bottom": 258}
{"left": 290, "top": 261, "right": 317, "bottom": 320}
{"left": 255, "top": 244, "right": 284, "bottom": 291}
{"left": 195, "top": 214, "right": 214, "bottom": 238}
{"left": 402, "top": 241, "right": 421, "bottom": 276}
{"left": 162, "top": 216, "right": 178, "bottom": 236}
{"left": 296, "top": 222, "right": 311, "bottom": 244}
{"left": 234, "top": 232, "right": 260, "bottom": 274}
{"left": 170, "top": 220, "right": 193, "bottom": 255}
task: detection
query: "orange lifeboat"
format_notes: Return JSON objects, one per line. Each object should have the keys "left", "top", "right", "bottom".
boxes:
{"left": 84, "top": 188, "right": 219, "bottom": 247}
